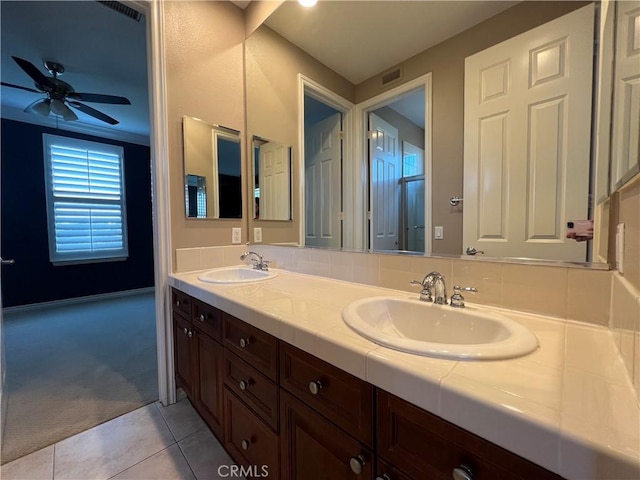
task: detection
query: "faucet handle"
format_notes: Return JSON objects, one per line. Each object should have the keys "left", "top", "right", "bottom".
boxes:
{"left": 450, "top": 286, "right": 478, "bottom": 308}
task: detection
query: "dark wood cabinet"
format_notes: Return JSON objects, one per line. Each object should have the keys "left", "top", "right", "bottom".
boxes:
{"left": 281, "top": 390, "right": 373, "bottom": 480}
{"left": 223, "top": 312, "right": 279, "bottom": 381}
{"left": 192, "top": 325, "right": 224, "bottom": 439}
{"left": 280, "top": 342, "right": 373, "bottom": 447}
{"left": 377, "top": 390, "right": 564, "bottom": 480}
{"left": 172, "top": 311, "right": 194, "bottom": 398}
{"left": 172, "top": 288, "right": 565, "bottom": 480}
{"left": 225, "top": 389, "right": 280, "bottom": 479}
{"left": 224, "top": 349, "right": 279, "bottom": 431}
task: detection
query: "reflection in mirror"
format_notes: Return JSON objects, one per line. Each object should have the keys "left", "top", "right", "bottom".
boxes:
{"left": 183, "top": 116, "right": 242, "bottom": 219}
{"left": 252, "top": 136, "right": 292, "bottom": 221}
{"left": 367, "top": 88, "right": 426, "bottom": 253}
{"left": 247, "top": 1, "right": 619, "bottom": 267}
{"left": 185, "top": 174, "right": 207, "bottom": 218}
{"left": 610, "top": 0, "right": 640, "bottom": 190}
{"left": 304, "top": 93, "right": 343, "bottom": 247}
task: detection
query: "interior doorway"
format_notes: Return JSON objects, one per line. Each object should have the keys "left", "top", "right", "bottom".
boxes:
{"left": 0, "top": 0, "right": 160, "bottom": 464}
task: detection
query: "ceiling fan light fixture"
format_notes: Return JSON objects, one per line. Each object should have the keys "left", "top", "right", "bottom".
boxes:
{"left": 51, "top": 99, "right": 78, "bottom": 121}
{"left": 28, "top": 99, "right": 51, "bottom": 117}
{"left": 298, "top": 0, "right": 317, "bottom": 7}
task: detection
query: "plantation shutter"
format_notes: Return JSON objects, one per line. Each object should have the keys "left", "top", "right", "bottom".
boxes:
{"left": 43, "top": 134, "right": 128, "bottom": 263}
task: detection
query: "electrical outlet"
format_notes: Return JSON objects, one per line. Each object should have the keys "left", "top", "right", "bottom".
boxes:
{"left": 254, "top": 227, "right": 263, "bottom": 243}
{"left": 231, "top": 227, "right": 242, "bottom": 244}
{"left": 434, "top": 226, "right": 444, "bottom": 240}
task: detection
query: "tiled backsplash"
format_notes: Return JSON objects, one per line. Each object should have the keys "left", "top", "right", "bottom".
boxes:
{"left": 175, "top": 244, "right": 612, "bottom": 324}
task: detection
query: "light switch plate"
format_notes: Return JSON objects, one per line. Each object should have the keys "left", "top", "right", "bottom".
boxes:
{"left": 231, "top": 227, "right": 242, "bottom": 244}
{"left": 434, "top": 226, "right": 444, "bottom": 240}
{"left": 254, "top": 227, "right": 262, "bottom": 243}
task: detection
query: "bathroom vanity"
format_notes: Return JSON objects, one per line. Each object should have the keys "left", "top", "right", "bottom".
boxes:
{"left": 169, "top": 268, "right": 639, "bottom": 480}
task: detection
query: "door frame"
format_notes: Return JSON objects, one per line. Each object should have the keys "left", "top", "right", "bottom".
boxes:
{"left": 297, "top": 75, "right": 355, "bottom": 248}
{"left": 354, "top": 73, "right": 433, "bottom": 253}
{"left": 129, "top": 0, "right": 174, "bottom": 406}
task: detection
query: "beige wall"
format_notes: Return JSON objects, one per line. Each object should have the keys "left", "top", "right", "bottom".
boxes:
{"left": 356, "top": 1, "right": 590, "bottom": 255}
{"left": 245, "top": 25, "right": 355, "bottom": 246}
{"left": 164, "top": 1, "right": 246, "bottom": 269}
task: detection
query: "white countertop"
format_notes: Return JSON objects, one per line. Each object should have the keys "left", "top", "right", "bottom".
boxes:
{"left": 169, "top": 268, "right": 640, "bottom": 480}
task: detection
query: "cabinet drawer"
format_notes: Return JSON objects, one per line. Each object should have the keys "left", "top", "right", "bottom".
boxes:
{"left": 171, "top": 288, "right": 192, "bottom": 317}
{"left": 224, "top": 350, "right": 279, "bottom": 431}
{"left": 280, "top": 342, "right": 374, "bottom": 447}
{"left": 192, "top": 299, "right": 222, "bottom": 342}
{"left": 223, "top": 313, "right": 278, "bottom": 381}
{"left": 224, "top": 389, "right": 279, "bottom": 479}
{"left": 377, "top": 390, "right": 563, "bottom": 480}
{"left": 281, "top": 390, "right": 373, "bottom": 480}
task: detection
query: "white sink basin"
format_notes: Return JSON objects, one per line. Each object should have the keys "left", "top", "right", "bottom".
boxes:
{"left": 342, "top": 296, "right": 538, "bottom": 360}
{"left": 198, "top": 266, "right": 278, "bottom": 284}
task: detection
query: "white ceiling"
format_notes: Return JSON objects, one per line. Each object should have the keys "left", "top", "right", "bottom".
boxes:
{"left": 0, "top": 1, "right": 149, "bottom": 142}
{"left": 266, "top": 1, "right": 519, "bottom": 84}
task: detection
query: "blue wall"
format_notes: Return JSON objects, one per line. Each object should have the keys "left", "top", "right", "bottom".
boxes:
{"left": 1, "top": 119, "right": 154, "bottom": 307}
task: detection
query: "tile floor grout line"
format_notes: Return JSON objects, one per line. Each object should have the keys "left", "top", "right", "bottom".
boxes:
{"left": 175, "top": 437, "right": 200, "bottom": 480}
{"left": 104, "top": 442, "right": 178, "bottom": 480}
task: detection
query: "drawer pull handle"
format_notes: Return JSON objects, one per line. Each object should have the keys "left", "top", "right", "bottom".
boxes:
{"left": 452, "top": 465, "right": 473, "bottom": 480}
{"left": 308, "top": 380, "right": 323, "bottom": 395}
{"left": 175, "top": 300, "right": 181, "bottom": 307}
{"left": 187, "top": 330, "right": 193, "bottom": 338}
{"left": 376, "top": 475, "right": 392, "bottom": 480}
{"left": 239, "top": 337, "right": 250, "bottom": 348}
{"left": 349, "top": 455, "right": 365, "bottom": 475}
{"left": 239, "top": 380, "right": 250, "bottom": 391}
{"left": 241, "top": 439, "right": 250, "bottom": 451}
{"left": 198, "top": 314, "right": 206, "bottom": 322}
{"left": 183, "top": 327, "right": 188, "bottom": 335}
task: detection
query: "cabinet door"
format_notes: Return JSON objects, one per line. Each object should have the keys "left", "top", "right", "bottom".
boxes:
{"left": 173, "top": 312, "right": 193, "bottom": 398}
{"left": 193, "top": 327, "right": 224, "bottom": 440}
{"left": 281, "top": 391, "right": 373, "bottom": 480}
{"left": 377, "top": 391, "right": 563, "bottom": 480}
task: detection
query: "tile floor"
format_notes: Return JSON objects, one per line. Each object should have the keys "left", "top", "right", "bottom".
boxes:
{"left": 1, "top": 396, "right": 239, "bottom": 480}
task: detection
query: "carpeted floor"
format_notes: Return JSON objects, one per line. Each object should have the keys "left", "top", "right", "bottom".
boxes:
{"left": 1, "top": 291, "right": 158, "bottom": 464}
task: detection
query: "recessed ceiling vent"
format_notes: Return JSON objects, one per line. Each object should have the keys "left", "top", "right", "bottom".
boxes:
{"left": 97, "top": 1, "right": 143, "bottom": 22}
{"left": 380, "top": 67, "right": 403, "bottom": 86}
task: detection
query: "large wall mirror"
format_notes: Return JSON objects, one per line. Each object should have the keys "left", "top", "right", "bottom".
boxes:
{"left": 183, "top": 116, "right": 242, "bottom": 219}
{"left": 245, "top": 1, "right": 635, "bottom": 267}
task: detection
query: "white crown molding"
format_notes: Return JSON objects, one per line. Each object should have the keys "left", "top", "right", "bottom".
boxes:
{"left": 1, "top": 106, "right": 150, "bottom": 146}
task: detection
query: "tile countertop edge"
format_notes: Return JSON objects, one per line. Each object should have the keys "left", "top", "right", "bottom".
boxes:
{"left": 167, "top": 271, "right": 640, "bottom": 480}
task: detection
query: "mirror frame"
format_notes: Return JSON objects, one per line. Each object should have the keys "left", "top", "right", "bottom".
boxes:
{"left": 182, "top": 115, "right": 243, "bottom": 220}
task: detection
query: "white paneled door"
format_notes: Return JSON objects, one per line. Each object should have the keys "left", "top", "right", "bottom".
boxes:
{"left": 305, "top": 113, "right": 342, "bottom": 248}
{"left": 611, "top": 0, "right": 640, "bottom": 188}
{"left": 259, "top": 141, "right": 291, "bottom": 220}
{"left": 370, "top": 113, "right": 401, "bottom": 251}
{"left": 463, "top": 4, "right": 594, "bottom": 262}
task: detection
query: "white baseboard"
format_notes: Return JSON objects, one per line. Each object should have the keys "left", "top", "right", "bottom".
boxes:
{"left": 3, "top": 287, "right": 155, "bottom": 314}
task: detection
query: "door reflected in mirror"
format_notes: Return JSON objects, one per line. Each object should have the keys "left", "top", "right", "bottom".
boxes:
{"left": 252, "top": 136, "right": 292, "bottom": 221}
{"left": 183, "top": 116, "right": 242, "bottom": 219}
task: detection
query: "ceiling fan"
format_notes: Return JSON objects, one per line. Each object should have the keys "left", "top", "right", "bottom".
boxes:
{"left": 1, "top": 56, "right": 131, "bottom": 125}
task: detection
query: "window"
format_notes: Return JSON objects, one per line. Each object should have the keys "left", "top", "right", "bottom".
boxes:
{"left": 43, "top": 134, "right": 128, "bottom": 264}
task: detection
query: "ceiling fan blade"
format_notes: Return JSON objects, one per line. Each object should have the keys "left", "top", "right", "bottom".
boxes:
{"left": 11, "top": 56, "right": 55, "bottom": 89}
{"left": 1, "top": 81, "right": 41, "bottom": 93}
{"left": 67, "top": 92, "right": 131, "bottom": 105}
{"left": 68, "top": 100, "right": 119, "bottom": 125}
{"left": 51, "top": 99, "right": 78, "bottom": 121}
{"left": 25, "top": 98, "right": 51, "bottom": 117}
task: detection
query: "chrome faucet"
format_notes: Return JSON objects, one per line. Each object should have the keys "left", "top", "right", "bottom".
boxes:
{"left": 240, "top": 251, "right": 269, "bottom": 271}
{"left": 410, "top": 271, "right": 448, "bottom": 305}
